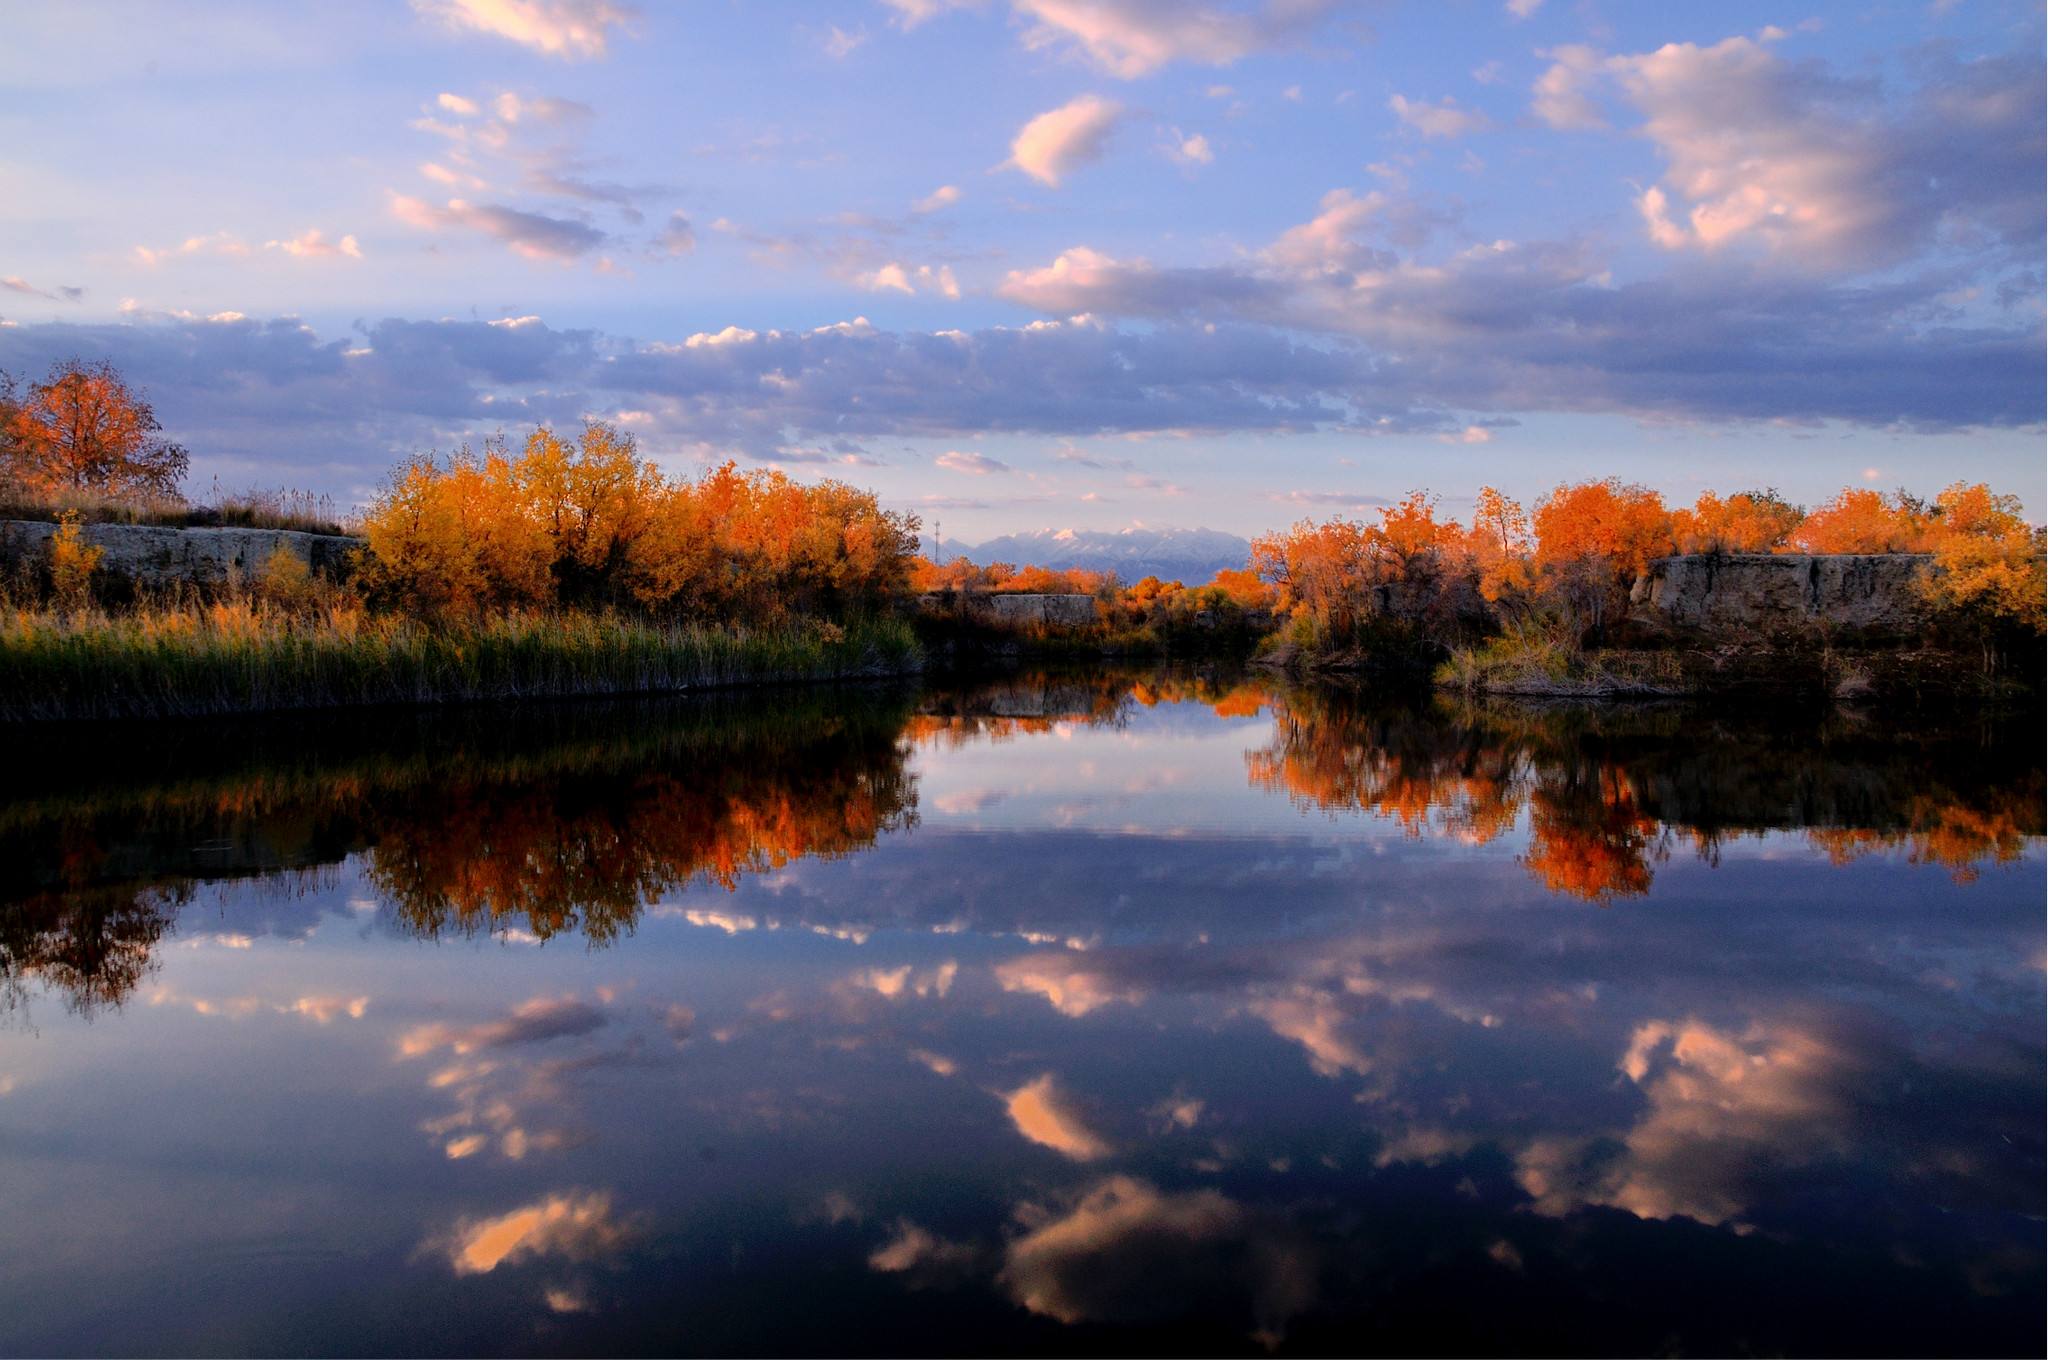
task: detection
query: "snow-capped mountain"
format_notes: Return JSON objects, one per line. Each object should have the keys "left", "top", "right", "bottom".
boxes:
{"left": 922, "top": 527, "right": 1253, "bottom": 584}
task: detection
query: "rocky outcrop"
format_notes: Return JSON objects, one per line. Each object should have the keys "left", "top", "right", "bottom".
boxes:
{"left": 1629, "top": 553, "right": 1930, "bottom": 636}
{"left": 0, "top": 520, "right": 362, "bottom": 587}
{"left": 918, "top": 592, "right": 1101, "bottom": 628}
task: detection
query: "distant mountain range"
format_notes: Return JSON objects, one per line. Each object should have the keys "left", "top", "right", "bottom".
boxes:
{"left": 920, "top": 527, "right": 1253, "bottom": 585}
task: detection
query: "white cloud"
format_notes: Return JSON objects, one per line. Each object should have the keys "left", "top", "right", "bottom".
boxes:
{"left": 132, "top": 230, "right": 249, "bottom": 266}
{"left": 1555, "top": 33, "right": 2045, "bottom": 268}
{"left": 437, "top": 91, "right": 480, "bottom": 116}
{"left": 412, "top": 0, "right": 635, "bottom": 59}
{"left": 823, "top": 24, "right": 867, "bottom": 58}
{"left": 1505, "top": 0, "right": 1541, "bottom": 18}
{"left": 1165, "top": 128, "right": 1213, "bottom": 165}
{"left": 914, "top": 184, "right": 962, "bottom": 213}
{"left": 1, "top": 276, "right": 82, "bottom": 302}
{"left": 879, "top": 0, "right": 983, "bottom": 28}
{"left": 856, "top": 261, "right": 960, "bottom": 298}
{"left": 265, "top": 229, "right": 363, "bottom": 259}
{"left": 655, "top": 212, "right": 695, "bottom": 256}
{"left": 1012, "top": 0, "right": 1341, "bottom": 78}
{"left": 388, "top": 192, "right": 607, "bottom": 259}
{"left": 1007, "top": 94, "right": 1124, "bottom": 186}
{"left": 1530, "top": 44, "right": 1607, "bottom": 129}
{"left": 936, "top": 449, "right": 1010, "bottom": 475}
{"left": 1388, "top": 93, "right": 1493, "bottom": 138}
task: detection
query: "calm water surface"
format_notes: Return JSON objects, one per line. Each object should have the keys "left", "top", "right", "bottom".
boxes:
{"left": 1, "top": 670, "right": 2041, "bottom": 1356}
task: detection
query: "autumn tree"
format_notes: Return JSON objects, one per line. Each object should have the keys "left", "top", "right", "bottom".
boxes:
{"left": 1790, "top": 487, "right": 1927, "bottom": 553}
{"left": 1915, "top": 481, "right": 2046, "bottom": 667}
{"left": 359, "top": 424, "right": 918, "bottom": 621}
{"left": 1463, "top": 486, "right": 1534, "bottom": 606}
{"left": 1532, "top": 479, "right": 1674, "bottom": 641}
{"left": 1, "top": 360, "right": 189, "bottom": 499}
{"left": 1670, "top": 489, "right": 1804, "bottom": 554}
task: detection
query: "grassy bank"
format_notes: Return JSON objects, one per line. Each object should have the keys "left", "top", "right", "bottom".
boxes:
{"left": 0, "top": 600, "right": 921, "bottom": 721}
{"left": 1433, "top": 628, "right": 1687, "bottom": 698}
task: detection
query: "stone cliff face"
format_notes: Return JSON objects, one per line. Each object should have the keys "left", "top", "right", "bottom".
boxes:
{"left": 918, "top": 592, "right": 1101, "bottom": 628}
{"left": 1629, "top": 553, "right": 1930, "bottom": 636}
{"left": 0, "top": 520, "right": 362, "bottom": 587}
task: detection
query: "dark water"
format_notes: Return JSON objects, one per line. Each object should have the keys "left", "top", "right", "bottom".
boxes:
{"left": 1, "top": 671, "right": 2041, "bottom": 1357}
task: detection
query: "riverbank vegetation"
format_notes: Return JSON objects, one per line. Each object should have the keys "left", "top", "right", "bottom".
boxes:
{"left": 2, "top": 358, "right": 2040, "bottom": 717}
{"left": 1248, "top": 481, "right": 2044, "bottom": 695}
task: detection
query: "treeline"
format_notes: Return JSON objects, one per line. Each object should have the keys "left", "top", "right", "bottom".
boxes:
{"left": 1249, "top": 481, "right": 2045, "bottom": 671}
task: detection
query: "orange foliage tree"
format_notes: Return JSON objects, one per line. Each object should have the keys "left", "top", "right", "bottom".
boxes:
{"left": 1251, "top": 492, "right": 1479, "bottom": 644}
{"left": 1790, "top": 487, "right": 1928, "bottom": 553}
{"left": 1, "top": 359, "right": 190, "bottom": 499}
{"left": 359, "top": 421, "right": 920, "bottom": 620}
{"left": 1915, "top": 481, "right": 2046, "bottom": 656}
{"left": 1532, "top": 479, "right": 1673, "bottom": 640}
{"left": 1670, "top": 489, "right": 1804, "bottom": 554}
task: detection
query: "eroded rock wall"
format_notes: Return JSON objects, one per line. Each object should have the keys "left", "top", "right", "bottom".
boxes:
{"left": 918, "top": 592, "right": 1101, "bottom": 628}
{"left": 0, "top": 520, "right": 363, "bottom": 587}
{"left": 1629, "top": 553, "right": 1930, "bottom": 636}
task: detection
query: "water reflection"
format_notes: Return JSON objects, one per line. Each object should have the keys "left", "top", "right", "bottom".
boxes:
{"left": 5, "top": 674, "right": 2035, "bottom": 1014}
{"left": 0, "top": 670, "right": 2039, "bottom": 1355}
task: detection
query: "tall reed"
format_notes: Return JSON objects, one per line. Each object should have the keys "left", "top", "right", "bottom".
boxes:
{"left": 0, "top": 597, "right": 921, "bottom": 721}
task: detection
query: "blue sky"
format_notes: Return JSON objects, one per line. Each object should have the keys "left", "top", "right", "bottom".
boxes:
{"left": 0, "top": 0, "right": 2041, "bottom": 539}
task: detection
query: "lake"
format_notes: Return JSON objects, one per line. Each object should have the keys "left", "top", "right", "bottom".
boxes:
{"left": 1, "top": 670, "right": 2041, "bottom": 1356}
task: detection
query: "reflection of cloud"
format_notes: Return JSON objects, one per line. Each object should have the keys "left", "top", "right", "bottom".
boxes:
{"left": 398, "top": 995, "right": 607, "bottom": 1057}
{"left": 683, "top": 909, "right": 758, "bottom": 934}
{"left": 933, "top": 787, "right": 1006, "bottom": 815}
{"left": 1518, "top": 1017, "right": 1846, "bottom": 1225}
{"left": 995, "top": 952, "right": 1146, "bottom": 1017}
{"left": 290, "top": 995, "right": 369, "bottom": 1024}
{"left": 868, "top": 1221, "right": 982, "bottom": 1282}
{"left": 849, "top": 961, "right": 957, "bottom": 999}
{"left": 434, "top": 1191, "right": 635, "bottom": 1274}
{"left": 1000, "top": 1177, "right": 1316, "bottom": 1344}
{"left": 910, "top": 1048, "right": 959, "bottom": 1077}
{"left": 1251, "top": 988, "right": 1374, "bottom": 1078}
{"left": 1004, "top": 1074, "right": 1111, "bottom": 1160}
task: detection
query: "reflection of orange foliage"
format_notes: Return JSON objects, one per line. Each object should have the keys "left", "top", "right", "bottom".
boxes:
{"left": 1807, "top": 791, "right": 2035, "bottom": 884}
{"left": 368, "top": 741, "right": 914, "bottom": 940}
{"left": 1244, "top": 693, "right": 1523, "bottom": 841}
{"left": 1208, "top": 687, "right": 1267, "bottom": 720}
{"left": 1521, "top": 770, "right": 1661, "bottom": 902}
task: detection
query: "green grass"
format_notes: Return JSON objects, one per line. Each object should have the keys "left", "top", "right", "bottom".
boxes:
{"left": 0, "top": 601, "right": 922, "bottom": 721}
{"left": 1434, "top": 624, "right": 1686, "bottom": 698}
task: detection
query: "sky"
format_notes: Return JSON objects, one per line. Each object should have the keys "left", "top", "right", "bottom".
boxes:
{"left": 0, "top": 0, "right": 2042, "bottom": 540}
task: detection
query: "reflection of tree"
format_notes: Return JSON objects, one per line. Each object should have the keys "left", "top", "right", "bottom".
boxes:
{"left": 368, "top": 733, "right": 916, "bottom": 942}
{"left": 0, "top": 689, "right": 922, "bottom": 1005}
{"left": 1806, "top": 792, "right": 2038, "bottom": 883}
{"left": 1521, "top": 766, "right": 1663, "bottom": 901}
{"left": 906, "top": 670, "right": 1265, "bottom": 748}
{"left": 1244, "top": 686, "right": 2042, "bottom": 902}
{"left": 0, "top": 883, "right": 184, "bottom": 1017}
